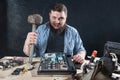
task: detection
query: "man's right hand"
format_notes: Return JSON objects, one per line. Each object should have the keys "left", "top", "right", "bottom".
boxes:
{"left": 25, "top": 32, "right": 38, "bottom": 46}
{"left": 23, "top": 32, "right": 38, "bottom": 55}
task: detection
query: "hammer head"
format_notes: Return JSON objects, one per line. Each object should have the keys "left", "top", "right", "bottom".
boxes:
{"left": 28, "top": 14, "right": 43, "bottom": 25}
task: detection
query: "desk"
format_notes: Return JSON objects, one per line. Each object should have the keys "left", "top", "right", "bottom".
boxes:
{"left": 0, "top": 56, "right": 83, "bottom": 80}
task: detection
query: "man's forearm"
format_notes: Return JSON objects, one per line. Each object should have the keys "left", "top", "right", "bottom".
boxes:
{"left": 23, "top": 40, "right": 30, "bottom": 56}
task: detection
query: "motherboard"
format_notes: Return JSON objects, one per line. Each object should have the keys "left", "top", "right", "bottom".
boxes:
{"left": 37, "top": 53, "right": 76, "bottom": 75}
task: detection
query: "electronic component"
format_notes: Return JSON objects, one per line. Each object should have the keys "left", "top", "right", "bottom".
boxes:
{"left": 11, "top": 68, "right": 24, "bottom": 75}
{"left": 37, "top": 53, "right": 76, "bottom": 75}
{"left": 0, "top": 58, "right": 24, "bottom": 70}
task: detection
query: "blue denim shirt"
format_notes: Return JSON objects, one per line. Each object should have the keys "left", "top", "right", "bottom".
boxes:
{"left": 35, "top": 22, "right": 85, "bottom": 56}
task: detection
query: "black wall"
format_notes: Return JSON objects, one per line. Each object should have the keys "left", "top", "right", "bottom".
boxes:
{"left": 0, "top": 0, "right": 7, "bottom": 57}
{"left": 0, "top": 0, "right": 120, "bottom": 57}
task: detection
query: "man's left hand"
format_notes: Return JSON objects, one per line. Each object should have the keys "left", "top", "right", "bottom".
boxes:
{"left": 73, "top": 54, "right": 85, "bottom": 64}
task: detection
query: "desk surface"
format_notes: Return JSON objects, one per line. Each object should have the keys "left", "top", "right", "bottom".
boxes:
{"left": 0, "top": 56, "right": 83, "bottom": 80}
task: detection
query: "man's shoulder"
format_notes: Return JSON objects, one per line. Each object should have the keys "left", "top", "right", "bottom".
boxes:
{"left": 66, "top": 24, "right": 78, "bottom": 33}
{"left": 37, "top": 22, "right": 49, "bottom": 30}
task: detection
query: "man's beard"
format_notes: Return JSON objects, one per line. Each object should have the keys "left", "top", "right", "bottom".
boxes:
{"left": 50, "top": 23, "right": 66, "bottom": 34}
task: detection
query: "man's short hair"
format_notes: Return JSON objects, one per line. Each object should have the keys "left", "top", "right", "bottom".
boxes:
{"left": 50, "top": 3, "right": 67, "bottom": 15}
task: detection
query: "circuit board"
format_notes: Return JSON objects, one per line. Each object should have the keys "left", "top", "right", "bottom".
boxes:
{"left": 37, "top": 53, "right": 76, "bottom": 75}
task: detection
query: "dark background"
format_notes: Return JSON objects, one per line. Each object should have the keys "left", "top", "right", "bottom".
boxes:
{"left": 0, "top": 0, "right": 120, "bottom": 58}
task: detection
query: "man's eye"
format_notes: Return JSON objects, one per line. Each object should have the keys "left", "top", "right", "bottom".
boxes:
{"left": 53, "top": 17, "right": 56, "bottom": 19}
{"left": 59, "top": 17, "right": 64, "bottom": 20}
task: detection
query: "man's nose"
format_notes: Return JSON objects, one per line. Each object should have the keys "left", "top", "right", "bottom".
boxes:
{"left": 55, "top": 19, "right": 60, "bottom": 23}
